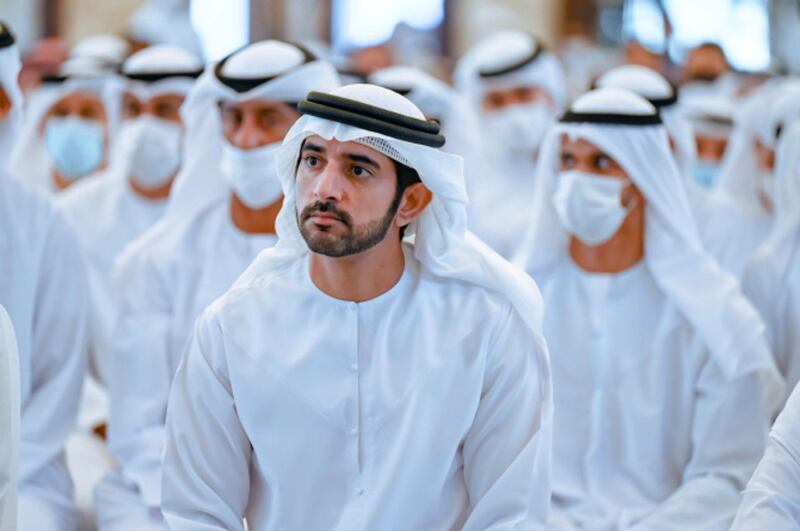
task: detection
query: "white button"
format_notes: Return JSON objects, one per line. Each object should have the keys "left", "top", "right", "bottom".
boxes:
{"left": 357, "top": 488, "right": 365, "bottom": 496}
{"left": 350, "top": 428, "right": 358, "bottom": 437}
{"left": 351, "top": 363, "right": 358, "bottom": 371}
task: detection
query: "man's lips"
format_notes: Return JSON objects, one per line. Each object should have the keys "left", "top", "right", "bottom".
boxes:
{"left": 308, "top": 212, "right": 342, "bottom": 223}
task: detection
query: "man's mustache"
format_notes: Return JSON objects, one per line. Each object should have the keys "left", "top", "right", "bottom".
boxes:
{"left": 299, "top": 201, "right": 353, "bottom": 228}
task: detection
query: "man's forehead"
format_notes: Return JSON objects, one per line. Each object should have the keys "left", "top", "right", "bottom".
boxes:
{"left": 301, "top": 135, "right": 391, "bottom": 164}
{"left": 560, "top": 133, "right": 604, "bottom": 152}
{"left": 53, "top": 90, "right": 103, "bottom": 107}
{"left": 219, "top": 98, "right": 290, "bottom": 111}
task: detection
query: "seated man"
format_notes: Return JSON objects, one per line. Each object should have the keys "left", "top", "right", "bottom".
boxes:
{"left": 454, "top": 30, "right": 566, "bottom": 259}
{"left": 742, "top": 117, "right": 800, "bottom": 399}
{"left": 160, "top": 83, "right": 553, "bottom": 530}
{"left": 96, "top": 40, "right": 339, "bottom": 531}
{"left": 0, "top": 22, "right": 89, "bottom": 531}
{"left": 516, "top": 88, "right": 782, "bottom": 529}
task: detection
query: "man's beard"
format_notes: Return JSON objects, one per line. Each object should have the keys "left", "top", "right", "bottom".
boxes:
{"left": 297, "top": 196, "right": 401, "bottom": 258}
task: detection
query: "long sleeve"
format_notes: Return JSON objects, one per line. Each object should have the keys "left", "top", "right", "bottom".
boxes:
{"left": 460, "top": 305, "right": 552, "bottom": 531}
{"left": 107, "top": 252, "right": 175, "bottom": 507}
{"left": 629, "top": 357, "right": 769, "bottom": 531}
{"left": 161, "top": 311, "right": 250, "bottom": 531}
{"left": 19, "top": 213, "right": 88, "bottom": 483}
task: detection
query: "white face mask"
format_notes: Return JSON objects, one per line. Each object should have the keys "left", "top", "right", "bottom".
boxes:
{"left": 220, "top": 140, "right": 283, "bottom": 209}
{"left": 552, "top": 170, "right": 636, "bottom": 246}
{"left": 120, "top": 115, "right": 182, "bottom": 189}
{"left": 485, "top": 101, "right": 555, "bottom": 154}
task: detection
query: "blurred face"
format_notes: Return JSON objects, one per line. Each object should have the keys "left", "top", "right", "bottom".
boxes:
{"left": 695, "top": 133, "right": 728, "bottom": 162}
{"left": 295, "top": 135, "right": 403, "bottom": 257}
{"left": 0, "top": 85, "right": 10, "bottom": 119}
{"left": 482, "top": 85, "right": 552, "bottom": 113}
{"left": 624, "top": 42, "right": 666, "bottom": 75}
{"left": 559, "top": 135, "right": 641, "bottom": 205}
{"left": 685, "top": 46, "right": 729, "bottom": 83}
{"left": 122, "top": 91, "right": 185, "bottom": 124}
{"left": 219, "top": 99, "right": 300, "bottom": 149}
{"left": 754, "top": 138, "right": 775, "bottom": 172}
{"left": 40, "top": 91, "right": 107, "bottom": 132}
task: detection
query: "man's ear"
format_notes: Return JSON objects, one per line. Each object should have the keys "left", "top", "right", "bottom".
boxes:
{"left": 0, "top": 87, "right": 10, "bottom": 120}
{"left": 395, "top": 182, "right": 433, "bottom": 228}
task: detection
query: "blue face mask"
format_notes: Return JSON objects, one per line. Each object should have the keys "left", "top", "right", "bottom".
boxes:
{"left": 691, "top": 160, "right": 720, "bottom": 189}
{"left": 43, "top": 116, "right": 105, "bottom": 180}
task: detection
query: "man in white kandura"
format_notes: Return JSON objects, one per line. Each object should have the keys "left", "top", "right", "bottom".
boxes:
{"left": 161, "top": 83, "right": 553, "bottom": 530}
{"left": 0, "top": 302, "right": 19, "bottom": 531}
{"left": 454, "top": 30, "right": 567, "bottom": 259}
{"left": 0, "top": 21, "right": 90, "bottom": 531}
{"left": 516, "top": 88, "right": 783, "bottom": 530}
{"left": 742, "top": 113, "right": 800, "bottom": 401}
{"left": 97, "top": 40, "right": 339, "bottom": 530}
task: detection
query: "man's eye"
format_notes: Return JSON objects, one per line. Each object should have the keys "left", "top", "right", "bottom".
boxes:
{"left": 560, "top": 154, "right": 575, "bottom": 167}
{"left": 595, "top": 155, "right": 611, "bottom": 169}
{"left": 304, "top": 155, "right": 319, "bottom": 167}
{"left": 351, "top": 165, "right": 370, "bottom": 177}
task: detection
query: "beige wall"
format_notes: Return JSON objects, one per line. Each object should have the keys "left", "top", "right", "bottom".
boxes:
{"left": 451, "top": 0, "right": 564, "bottom": 57}
{"left": 59, "top": 0, "right": 141, "bottom": 45}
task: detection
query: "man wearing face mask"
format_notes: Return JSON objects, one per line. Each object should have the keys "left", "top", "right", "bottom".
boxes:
{"left": 94, "top": 40, "right": 339, "bottom": 531}
{"left": 57, "top": 46, "right": 201, "bottom": 522}
{"left": 515, "top": 88, "right": 783, "bottom": 529}
{"left": 682, "top": 97, "right": 735, "bottom": 191}
{"left": 0, "top": 22, "right": 90, "bottom": 531}
{"left": 455, "top": 30, "right": 566, "bottom": 259}
{"left": 10, "top": 54, "right": 119, "bottom": 193}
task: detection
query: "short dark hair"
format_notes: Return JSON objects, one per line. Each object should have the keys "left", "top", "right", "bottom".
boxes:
{"left": 391, "top": 160, "right": 422, "bottom": 238}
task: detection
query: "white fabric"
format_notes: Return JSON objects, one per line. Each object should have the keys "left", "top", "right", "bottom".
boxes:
{"left": 732, "top": 382, "right": 800, "bottom": 529}
{"left": 10, "top": 75, "right": 122, "bottom": 192}
{"left": 127, "top": 0, "right": 202, "bottom": 57}
{"left": 0, "top": 41, "right": 22, "bottom": 170}
{"left": 742, "top": 120, "right": 800, "bottom": 399}
{"left": 0, "top": 304, "right": 19, "bottom": 531}
{"left": 163, "top": 247, "right": 550, "bottom": 530}
{"left": 70, "top": 34, "right": 131, "bottom": 65}
{"left": 122, "top": 44, "right": 201, "bottom": 75}
{"left": 58, "top": 169, "right": 168, "bottom": 386}
{"left": 540, "top": 259, "right": 770, "bottom": 529}
{"left": 160, "top": 83, "right": 552, "bottom": 529}
{"left": 453, "top": 30, "right": 567, "bottom": 259}
{"left": 165, "top": 46, "right": 339, "bottom": 224}
{"left": 0, "top": 176, "right": 88, "bottom": 531}
{"left": 516, "top": 88, "right": 782, "bottom": 406}
{"left": 98, "top": 200, "right": 276, "bottom": 528}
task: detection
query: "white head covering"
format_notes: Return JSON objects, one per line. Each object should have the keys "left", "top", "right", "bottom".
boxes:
{"left": 0, "top": 23, "right": 22, "bottom": 171}
{"left": 70, "top": 34, "right": 131, "bottom": 68}
{"left": 233, "top": 84, "right": 551, "bottom": 483}
{"left": 127, "top": 0, "right": 202, "bottom": 58}
{"left": 714, "top": 81, "right": 783, "bottom": 212}
{"left": 368, "top": 66, "right": 483, "bottom": 160}
{"left": 595, "top": 65, "right": 697, "bottom": 177}
{"left": 163, "top": 40, "right": 340, "bottom": 224}
{"left": 121, "top": 44, "right": 203, "bottom": 101}
{"left": 454, "top": 30, "right": 567, "bottom": 113}
{"left": 516, "top": 88, "right": 782, "bottom": 407}
{"left": 0, "top": 303, "right": 19, "bottom": 531}
{"left": 9, "top": 57, "right": 123, "bottom": 189}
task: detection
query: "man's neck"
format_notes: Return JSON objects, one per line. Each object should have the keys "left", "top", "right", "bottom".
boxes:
{"left": 309, "top": 236, "right": 406, "bottom": 303}
{"left": 230, "top": 193, "right": 282, "bottom": 234}
{"left": 52, "top": 170, "right": 73, "bottom": 191}
{"left": 569, "top": 204, "right": 645, "bottom": 274}
{"left": 129, "top": 176, "right": 173, "bottom": 200}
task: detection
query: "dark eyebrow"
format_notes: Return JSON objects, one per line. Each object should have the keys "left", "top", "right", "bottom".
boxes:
{"left": 301, "top": 141, "right": 325, "bottom": 154}
{"left": 344, "top": 152, "right": 381, "bottom": 170}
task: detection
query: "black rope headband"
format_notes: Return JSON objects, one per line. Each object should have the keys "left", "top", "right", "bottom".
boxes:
{"left": 214, "top": 42, "right": 315, "bottom": 93}
{"left": 478, "top": 43, "right": 545, "bottom": 78}
{"left": 0, "top": 22, "right": 14, "bottom": 49}
{"left": 297, "top": 91, "right": 446, "bottom": 148}
{"left": 122, "top": 70, "right": 203, "bottom": 83}
{"left": 560, "top": 110, "right": 663, "bottom": 126}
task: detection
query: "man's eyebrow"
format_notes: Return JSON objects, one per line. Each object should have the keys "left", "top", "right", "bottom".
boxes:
{"left": 344, "top": 152, "right": 381, "bottom": 169}
{"left": 301, "top": 141, "right": 325, "bottom": 154}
